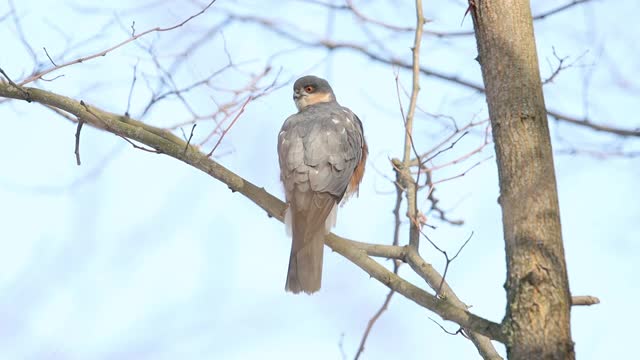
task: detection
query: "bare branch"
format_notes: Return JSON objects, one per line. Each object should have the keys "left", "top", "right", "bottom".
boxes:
{"left": 0, "top": 81, "right": 506, "bottom": 345}
{"left": 429, "top": 317, "right": 467, "bottom": 337}
{"left": 0, "top": 11, "right": 12, "bottom": 23}
{"left": 125, "top": 62, "right": 138, "bottom": 117}
{"left": 0, "top": 68, "right": 31, "bottom": 102}
{"left": 556, "top": 147, "right": 640, "bottom": 158}
{"left": 535, "top": 0, "right": 592, "bottom": 20}
{"left": 228, "top": 14, "right": 639, "bottom": 138}
{"left": 548, "top": 110, "right": 640, "bottom": 137}
{"left": 297, "top": 0, "right": 590, "bottom": 38}
{"left": 345, "top": 0, "right": 415, "bottom": 32}
{"left": 74, "top": 118, "right": 84, "bottom": 166}
{"left": 571, "top": 295, "right": 600, "bottom": 306}
{"left": 430, "top": 156, "right": 492, "bottom": 186}
{"left": 42, "top": 47, "right": 58, "bottom": 67}
{"left": 338, "top": 333, "right": 347, "bottom": 360}
{"left": 402, "top": 0, "right": 425, "bottom": 251}
{"left": 183, "top": 124, "right": 197, "bottom": 155}
{"left": 8, "top": 0, "right": 38, "bottom": 67}
{"left": 17, "top": 0, "right": 218, "bottom": 85}
{"left": 44, "top": 104, "right": 79, "bottom": 124}
{"left": 404, "top": 248, "right": 503, "bottom": 359}
{"left": 207, "top": 96, "right": 251, "bottom": 157}
{"left": 354, "top": 289, "right": 395, "bottom": 360}
{"left": 418, "top": 230, "right": 473, "bottom": 296}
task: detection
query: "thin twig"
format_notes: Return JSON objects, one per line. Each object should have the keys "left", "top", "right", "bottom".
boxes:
{"left": 43, "top": 47, "right": 58, "bottom": 66}
{"left": 9, "top": 0, "right": 38, "bottom": 66}
{"left": 338, "top": 333, "right": 347, "bottom": 360}
{"left": 125, "top": 62, "right": 138, "bottom": 117}
{"left": 0, "top": 68, "right": 31, "bottom": 101}
{"left": 207, "top": 96, "right": 251, "bottom": 157}
{"left": 428, "top": 317, "right": 467, "bottom": 338}
{"left": 81, "top": 99, "right": 159, "bottom": 153}
{"left": 74, "top": 119, "right": 84, "bottom": 165}
{"left": 354, "top": 289, "right": 395, "bottom": 360}
{"left": 184, "top": 124, "right": 197, "bottom": 154}
{"left": 118, "top": 135, "right": 161, "bottom": 153}
{"left": 403, "top": 247, "right": 503, "bottom": 358}
{"left": 431, "top": 156, "right": 492, "bottom": 186}
{"left": 421, "top": 131, "right": 469, "bottom": 166}
{"left": 535, "top": 0, "right": 591, "bottom": 20}
{"left": 439, "top": 232, "right": 473, "bottom": 295}
{"left": 18, "top": 0, "right": 218, "bottom": 85}
{"left": 346, "top": 0, "right": 414, "bottom": 32}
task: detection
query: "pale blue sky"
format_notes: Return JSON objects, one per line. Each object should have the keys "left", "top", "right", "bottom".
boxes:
{"left": 0, "top": 0, "right": 638, "bottom": 359}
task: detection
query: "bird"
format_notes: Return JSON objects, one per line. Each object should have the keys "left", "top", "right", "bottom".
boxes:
{"left": 277, "top": 75, "right": 368, "bottom": 294}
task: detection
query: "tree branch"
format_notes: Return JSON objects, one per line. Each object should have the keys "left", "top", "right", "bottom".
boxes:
{"left": 0, "top": 81, "right": 506, "bottom": 345}
{"left": 405, "top": 247, "right": 504, "bottom": 359}
{"left": 17, "top": 0, "right": 218, "bottom": 86}
{"left": 534, "top": 0, "right": 592, "bottom": 20}
{"left": 400, "top": 0, "right": 425, "bottom": 252}
{"left": 354, "top": 289, "right": 395, "bottom": 360}
{"left": 571, "top": 295, "right": 600, "bottom": 306}
{"left": 226, "top": 14, "right": 640, "bottom": 138}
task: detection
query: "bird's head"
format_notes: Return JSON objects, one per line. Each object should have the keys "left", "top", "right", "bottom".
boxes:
{"left": 292, "top": 75, "right": 336, "bottom": 111}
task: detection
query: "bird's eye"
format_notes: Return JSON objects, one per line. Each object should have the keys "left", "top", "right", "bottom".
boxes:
{"left": 304, "top": 85, "right": 315, "bottom": 93}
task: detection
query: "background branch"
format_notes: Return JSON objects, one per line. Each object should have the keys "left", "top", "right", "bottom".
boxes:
{"left": 17, "top": 0, "right": 217, "bottom": 86}
{"left": 227, "top": 14, "right": 639, "bottom": 138}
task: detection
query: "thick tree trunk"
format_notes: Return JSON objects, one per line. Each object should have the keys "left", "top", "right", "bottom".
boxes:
{"left": 469, "top": 1, "right": 574, "bottom": 359}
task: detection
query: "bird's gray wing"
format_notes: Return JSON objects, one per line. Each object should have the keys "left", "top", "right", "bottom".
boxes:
{"left": 277, "top": 103, "right": 364, "bottom": 293}
{"left": 279, "top": 104, "right": 363, "bottom": 199}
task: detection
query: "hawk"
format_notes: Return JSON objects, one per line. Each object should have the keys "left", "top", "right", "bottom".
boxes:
{"left": 277, "top": 75, "right": 368, "bottom": 294}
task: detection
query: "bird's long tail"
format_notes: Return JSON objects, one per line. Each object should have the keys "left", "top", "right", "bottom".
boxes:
{"left": 285, "top": 192, "right": 336, "bottom": 294}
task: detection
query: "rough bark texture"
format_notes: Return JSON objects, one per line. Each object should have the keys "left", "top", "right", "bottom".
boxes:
{"left": 469, "top": 1, "right": 574, "bottom": 359}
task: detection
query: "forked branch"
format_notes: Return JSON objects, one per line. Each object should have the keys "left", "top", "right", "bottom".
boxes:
{"left": 0, "top": 81, "right": 506, "bottom": 345}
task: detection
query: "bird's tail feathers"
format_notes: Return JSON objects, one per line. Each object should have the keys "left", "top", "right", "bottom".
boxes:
{"left": 285, "top": 193, "right": 335, "bottom": 294}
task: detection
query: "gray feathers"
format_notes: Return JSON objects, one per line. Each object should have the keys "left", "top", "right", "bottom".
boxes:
{"left": 278, "top": 79, "right": 365, "bottom": 294}
{"left": 279, "top": 103, "right": 364, "bottom": 200}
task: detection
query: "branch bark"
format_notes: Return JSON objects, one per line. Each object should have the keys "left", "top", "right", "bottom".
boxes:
{"left": 402, "top": 0, "right": 423, "bottom": 254}
{"left": 469, "top": 1, "right": 574, "bottom": 359}
{"left": 405, "top": 248, "right": 504, "bottom": 360}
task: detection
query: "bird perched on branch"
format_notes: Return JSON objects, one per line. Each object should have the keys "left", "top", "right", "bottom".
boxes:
{"left": 277, "top": 75, "right": 368, "bottom": 294}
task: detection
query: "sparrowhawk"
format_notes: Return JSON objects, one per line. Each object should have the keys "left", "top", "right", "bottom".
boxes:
{"left": 278, "top": 75, "right": 368, "bottom": 294}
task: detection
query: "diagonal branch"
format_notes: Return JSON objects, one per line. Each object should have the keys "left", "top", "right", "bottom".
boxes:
{"left": 405, "top": 247, "right": 504, "bottom": 359}
{"left": 0, "top": 81, "right": 506, "bottom": 345}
